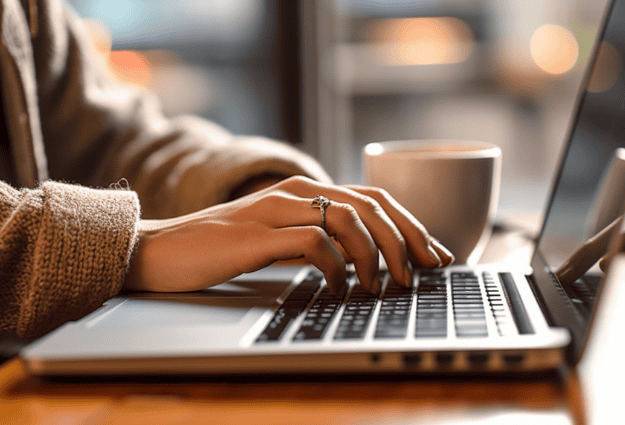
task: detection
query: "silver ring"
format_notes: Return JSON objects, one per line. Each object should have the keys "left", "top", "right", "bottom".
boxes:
{"left": 311, "top": 195, "right": 331, "bottom": 232}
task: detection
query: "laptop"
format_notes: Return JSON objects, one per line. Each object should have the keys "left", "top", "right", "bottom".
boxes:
{"left": 21, "top": 0, "right": 625, "bottom": 376}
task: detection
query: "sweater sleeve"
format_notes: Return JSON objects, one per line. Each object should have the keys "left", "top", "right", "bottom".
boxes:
{"left": 0, "top": 180, "right": 140, "bottom": 340}
{"left": 31, "top": 0, "right": 331, "bottom": 219}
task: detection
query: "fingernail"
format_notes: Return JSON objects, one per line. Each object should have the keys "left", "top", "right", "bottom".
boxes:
{"left": 403, "top": 263, "right": 413, "bottom": 288}
{"left": 427, "top": 244, "right": 443, "bottom": 268}
{"left": 431, "top": 239, "right": 455, "bottom": 265}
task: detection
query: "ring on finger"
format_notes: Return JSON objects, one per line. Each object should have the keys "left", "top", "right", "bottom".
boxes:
{"left": 311, "top": 195, "right": 332, "bottom": 232}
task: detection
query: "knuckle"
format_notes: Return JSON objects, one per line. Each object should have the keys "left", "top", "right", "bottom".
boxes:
{"left": 360, "top": 185, "right": 389, "bottom": 200}
{"left": 372, "top": 186, "right": 391, "bottom": 200}
{"left": 263, "top": 191, "right": 287, "bottom": 204}
{"left": 305, "top": 226, "right": 329, "bottom": 247}
{"left": 281, "top": 175, "right": 312, "bottom": 190}
{"left": 358, "top": 195, "right": 382, "bottom": 214}
{"left": 334, "top": 202, "right": 359, "bottom": 225}
{"left": 387, "top": 230, "right": 407, "bottom": 251}
{"left": 367, "top": 187, "right": 394, "bottom": 206}
{"left": 258, "top": 191, "right": 290, "bottom": 210}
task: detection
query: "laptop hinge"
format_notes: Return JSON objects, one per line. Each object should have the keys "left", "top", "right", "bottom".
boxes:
{"left": 525, "top": 273, "right": 556, "bottom": 327}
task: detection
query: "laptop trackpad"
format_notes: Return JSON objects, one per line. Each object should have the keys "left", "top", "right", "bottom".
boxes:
{"left": 91, "top": 298, "right": 261, "bottom": 328}
{"left": 89, "top": 277, "right": 294, "bottom": 329}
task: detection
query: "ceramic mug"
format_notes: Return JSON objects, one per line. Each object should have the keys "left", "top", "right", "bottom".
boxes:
{"left": 363, "top": 140, "right": 502, "bottom": 264}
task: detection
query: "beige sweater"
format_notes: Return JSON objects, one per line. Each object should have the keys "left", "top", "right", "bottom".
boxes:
{"left": 0, "top": 0, "right": 330, "bottom": 339}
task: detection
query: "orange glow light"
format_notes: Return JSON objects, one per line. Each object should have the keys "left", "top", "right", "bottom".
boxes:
{"left": 369, "top": 17, "right": 475, "bottom": 65}
{"left": 109, "top": 50, "right": 152, "bottom": 87}
{"left": 530, "top": 24, "right": 579, "bottom": 75}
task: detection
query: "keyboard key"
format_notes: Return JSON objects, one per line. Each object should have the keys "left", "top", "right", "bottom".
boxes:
{"left": 256, "top": 272, "right": 322, "bottom": 343}
{"left": 256, "top": 309, "right": 300, "bottom": 342}
{"left": 374, "top": 285, "right": 414, "bottom": 340}
{"left": 415, "top": 273, "right": 448, "bottom": 338}
{"left": 294, "top": 287, "right": 344, "bottom": 341}
{"left": 451, "top": 272, "right": 487, "bottom": 338}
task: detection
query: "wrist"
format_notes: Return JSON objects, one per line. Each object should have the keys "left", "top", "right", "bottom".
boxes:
{"left": 123, "top": 219, "right": 160, "bottom": 291}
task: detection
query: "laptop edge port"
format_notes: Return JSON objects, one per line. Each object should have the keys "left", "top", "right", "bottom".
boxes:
{"left": 503, "top": 353, "right": 525, "bottom": 366}
{"left": 403, "top": 353, "right": 422, "bottom": 367}
{"left": 467, "top": 352, "right": 490, "bottom": 366}
{"left": 435, "top": 352, "right": 454, "bottom": 367}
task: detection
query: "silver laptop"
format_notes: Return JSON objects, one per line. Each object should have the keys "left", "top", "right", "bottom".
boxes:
{"left": 22, "top": 0, "right": 625, "bottom": 376}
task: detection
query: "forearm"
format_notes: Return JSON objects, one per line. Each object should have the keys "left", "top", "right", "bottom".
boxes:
{"left": 0, "top": 180, "right": 140, "bottom": 339}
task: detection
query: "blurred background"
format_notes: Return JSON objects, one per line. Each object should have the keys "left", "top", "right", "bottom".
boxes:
{"left": 69, "top": 0, "right": 611, "bottom": 227}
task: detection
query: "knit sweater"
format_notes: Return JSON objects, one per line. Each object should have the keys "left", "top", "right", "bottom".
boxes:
{"left": 0, "top": 181, "right": 139, "bottom": 339}
{"left": 0, "top": 0, "right": 330, "bottom": 339}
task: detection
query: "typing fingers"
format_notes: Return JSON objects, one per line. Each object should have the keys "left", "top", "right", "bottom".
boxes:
{"left": 345, "top": 184, "right": 455, "bottom": 267}
{"left": 277, "top": 177, "right": 453, "bottom": 285}
{"left": 273, "top": 178, "right": 411, "bottom": 289}
{"left": 245, "top": 192, "right": 381, "bottom": 294}
{"left": 556, "top": 216, "right": 623, "bottom": 285}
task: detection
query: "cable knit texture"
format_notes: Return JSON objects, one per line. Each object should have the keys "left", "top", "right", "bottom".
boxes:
{"left": 0, "top": 181, "right": 140, "bottom": 339}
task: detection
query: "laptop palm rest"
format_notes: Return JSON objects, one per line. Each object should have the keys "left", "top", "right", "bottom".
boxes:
{"left": 27, "top": 270, "right": 300, "bottom": 359}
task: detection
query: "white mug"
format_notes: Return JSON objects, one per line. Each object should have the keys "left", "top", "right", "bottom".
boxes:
{"left": 363, "top": 140, "right": 502, "bottom": 264}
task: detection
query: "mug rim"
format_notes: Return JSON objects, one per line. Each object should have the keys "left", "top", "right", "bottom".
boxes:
{"left": 363, "top": 140, "right": 501, "bottom": 159}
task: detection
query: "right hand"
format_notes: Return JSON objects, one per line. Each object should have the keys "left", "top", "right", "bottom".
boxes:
{"left": 555, "top": 215, "right": 623, "bottom": 285}
{"left": 123, "top": 176, "right": 454, "bottom": 295}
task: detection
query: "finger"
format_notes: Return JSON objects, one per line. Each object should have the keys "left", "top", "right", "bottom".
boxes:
{"left": 245, "top": 225, "right": 348, "bottom": 297}
{"left": 431, "top": 238, "right": 455, "bottom": 265}
{"left": 324, "top": 201, "right": 381, "bottom": 294}
{"left": 555, "top": 216, "right": 622, "bottom": 285}
{"left": 277, "top": 178, "right": 411, "bottom": 288}
{"left": 599, "top": 254, "right": 613, "bottom": 273}
{"left": 330, "top": 193, "right": 412, "bottom": 289}
{"left": 251, "top": 192, "right": 381, "bottom": 294}
{"left": 345, "top": 185, "right": 452, "bottom": 267}
{"left": 332, "top": 238, "right": 354, "bottom": 263}
{"left": 238, "top": 190, "right": 353, "bottom": 262}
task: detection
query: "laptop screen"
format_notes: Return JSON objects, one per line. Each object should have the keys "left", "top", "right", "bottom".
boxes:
{"left": 531, "top": 0, "right": 623, "bottom": 356}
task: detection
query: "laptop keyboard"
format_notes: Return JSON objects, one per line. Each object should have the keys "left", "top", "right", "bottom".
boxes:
{"left": 563, "top": 274, "right": 601, "bottom": 319}
{"left": 256, "top": 269, "right": 517, "bottom": 344}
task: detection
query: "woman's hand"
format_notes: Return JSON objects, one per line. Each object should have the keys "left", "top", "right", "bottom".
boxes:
{"left": 556, "top": 215, "right": 624, "bottom": 285}
{"left": 124, "top": 176, "right": 454, "bottom": 296}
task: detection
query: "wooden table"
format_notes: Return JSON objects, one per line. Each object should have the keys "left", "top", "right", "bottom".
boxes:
{"left": 0, "top": 358, "right": 582, "bottom": 425}
{"left": 0, "top": 229, "right": 606, "bottom": 425}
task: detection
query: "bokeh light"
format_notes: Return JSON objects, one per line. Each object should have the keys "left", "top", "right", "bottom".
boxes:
{"left": 530, "top": 24, "right": 579, "bottom": 75}
{"left": 365, "top": 143, "right": 384, "bottom": 156}
{"left": 109, "top": 51, "right": 152, "bottom": 87}
{"left": 368, "top": 17, "right": 475, "bottom": 65}
{"left": 84, "top": 19, "right": 152, "bottom": 87}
